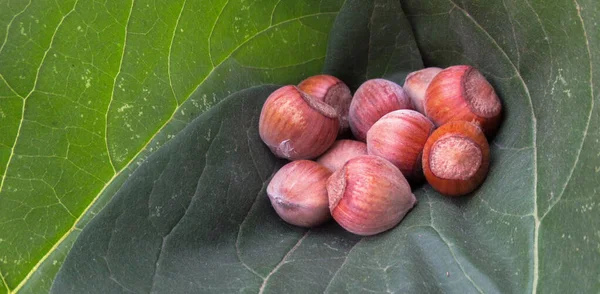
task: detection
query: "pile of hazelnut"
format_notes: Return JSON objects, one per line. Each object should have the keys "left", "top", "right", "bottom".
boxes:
{"left": 259, "top": 66, "right": 502, "bottom": 236}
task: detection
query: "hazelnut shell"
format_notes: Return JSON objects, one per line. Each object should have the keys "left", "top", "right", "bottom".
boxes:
{"left": 422, "top": 121, "right": 490, "bottom": 196}
{"left": 367, "top": 110, "right": 435, "bottom": 182}
{"left": 298, "top": 75, "right": 352, "bottom": 134}
{"left": 259, "top": 85, "right": 339, "bottom": 160}
{"left": 267, "top": 160, "right": 332, "bottom": 227}
{"left": 316, "top": 140, "right": 368, "bottom": 172}
{"left": 403, "top": 67, "right": 443, "bottom": 114}
{"left": 327, "top": 155, "right": 416, "bottom": 236}
{"left": 349, "top": 79, "right": 413, "bottom": 141}
{"left": 424, "top": 65, "right": 502, "bottom": 137}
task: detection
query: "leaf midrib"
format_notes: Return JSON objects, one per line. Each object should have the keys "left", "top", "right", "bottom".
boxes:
{"left": 1, "top": 270, "right": 9, "bottom": 293}
{"left": 444, "top": 0, "right": 540, "bottom": 291}
{"left": 541, "top": 0, "right": 595, "bottom": 220}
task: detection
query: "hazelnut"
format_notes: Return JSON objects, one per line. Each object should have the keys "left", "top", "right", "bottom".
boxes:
{"left": 349, "top": 79, "right": 413, "bottom": 141}
{"left": 424, "top": 65, "right": 502, "bottom": 136}
{"left": 327, "top": 155, "right": 416, "bottom": 236}
{"left": 403, "top": 67, "right": 443, "bottom": 114}
{"left": 259, "top": 85, "right": 339, "bottom": 160}
{"left": 267, "top": 160, "right": 332, "bottom": 227}
{"left": 367, "top": 110, "right": 435, "bottom": 182}
{"left": 316, "top": 140, "right": 368, "bottom": 172}
{"left": 422, "top": 121, "right": 490, "bottom": 196}
{"left": 298, "top": 75, "right": 352, "bottom": 134}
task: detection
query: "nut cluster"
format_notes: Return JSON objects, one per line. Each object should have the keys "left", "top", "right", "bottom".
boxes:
{"left": 259, "top": 66, "right": 502, "bottom": 236}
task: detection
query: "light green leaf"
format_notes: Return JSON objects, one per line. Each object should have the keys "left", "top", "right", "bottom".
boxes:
{"left": 0, "top": 0, "right": 344, "bottom": 292}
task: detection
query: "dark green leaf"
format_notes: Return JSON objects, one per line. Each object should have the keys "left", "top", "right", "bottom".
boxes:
{"left": 54, "top": 0, "right": 600, "bottom": 292}
{"left": 402, "top": 0, "right": 599, "bottom": 292}
{"left": 51, "top": 85, "right": 361, "bottom": 293}
{"left": 52, "top": 0, "right": 426, "bottom": 293}
{"left": 323, "top": 0, "right": 423, "bottom": 89}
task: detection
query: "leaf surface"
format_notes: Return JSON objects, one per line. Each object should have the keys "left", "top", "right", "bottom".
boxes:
{"left": 51, "top": 1, "right": 428, "bottom": 293}
{"left": 54, "top": 0, "right": 600, "bottom": 292}
{"left": 402, "top": 0, "right": 599, "bottom": 291}
{"left": 3, "top": 0, "right": 598, "bottom": 292}
{"left": 0, "top": 0, "right": 344, "bottom": 292}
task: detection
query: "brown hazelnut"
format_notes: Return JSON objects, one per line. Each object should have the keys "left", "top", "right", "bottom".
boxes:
{"left": 267, "top": 160, "right": 332, "bottom": 227}
{"left": 424, "top": 65, "right": 502, "bottom": 137}
{"left": 348, "top": 79, "right": 413, "bottom": 141}
{"left": 259, "top": 85, "right": 339, "bottom": 160}
{"left": 316, "top": 140, "right": 368, "bottom": 172}
{"left": 298, "top": 75, "right": 352, "bottom": 134}
{"left": 422, "top": 121, "right": 490, "bottom": 196}
{"left": 327, "top": 155, "right": 416, "bottom": 236}
{"left": 367, "top": 110, "right": 435, "bottom": 182}
{"left": 403, "top": 67, "right": 443, "bottom": 114}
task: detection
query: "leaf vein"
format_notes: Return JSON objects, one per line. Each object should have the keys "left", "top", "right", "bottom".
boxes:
{"left": 0, "top": 269, "right": 9, "bottom": 292}
{"left": 208, "top": 0, "right": 230, "bottom": 68}
{"left": 427, "top": 193, "right": 486, "bottom": 293}
{"left": 0, "top": 0, "right": 31, "bottom": 56}
{"left": 104, "top": 0, "right": 135, "bottom": 175}
{"left": 501, "top": 0, "right": 520, "bottom": 70}
{"left": 12, "top": 9, "right": 340, "bottom": 293}
{"left": 522, "top": 0, "right": 554, "bottom": 92}
{"left": 270, "top": 0, "right": 282, "bottom": 26}
{"left": 323, "top": 237, "right": 364, "bottom": 293}
{"left": 149, "top": 120, "right": 223, "bottom": 293}
{"left": 445, "top": 2, "right": 540, "bottom": 293}
{"left": 0, "top": 0, "right": 80, "bottom": 195}
{"left": 430, "top": 226, "right": 486, "bottom": 293}
{"left": 259, "top": 231, "right": 310, "bottom": 294}
{"left": 234, "top": 178, "right": 270, "bottom": 280}
{"left": 540, "top": 0, "right": 595, "bottom": 221}
{"left": 167, "top": 0, "right": 187, "bottom": 104}
{"left": 0, "top": 73, "right": 23, "bottom": 99}
{"left": 365, "top": 1, "right": 377, "bottom": 80}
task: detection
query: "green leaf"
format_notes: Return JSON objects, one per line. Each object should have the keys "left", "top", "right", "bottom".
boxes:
{"left": 52, "top": 85, "right": 365, "bottom": 293}
{"left": 402, "top": 0, "right": 599, "bottom": 292}
{"left": 6, "top": 0, "right": 600, "bottom": 292}
{"left": 56, "top": 0, "right": 600, "bottom": 292}
{"left": 0, "top": 0, "right": 345, "bottom": 292}
{"left": 51, "top": 0, "right": 426, "bottom": 293}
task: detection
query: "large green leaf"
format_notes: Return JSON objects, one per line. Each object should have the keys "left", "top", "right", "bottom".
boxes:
{"left": 4, "top": 0, "right": 599, "bottom": 292}
{"left": 51, "top": 0, "right": 427, "bottom": 293}
{"left": 52, "top": 0, "right": 600, "bottom": 292}
{"left": 402, "top": 0, "right": 599, "bottom": 292}
{"left": 0, "top": 0, "right": 346, "bottom": 292}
